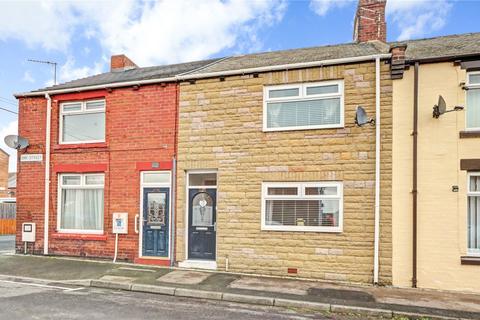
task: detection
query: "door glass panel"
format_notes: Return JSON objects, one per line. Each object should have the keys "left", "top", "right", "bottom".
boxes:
{"left": 189, "top": 173, "right": 217, "bottom": 186}
{"left": 192, "top": 192, "right": 213, "bottom": 226}
{"left": 147, "top": 193, "right": 166, "bottom": 226}
{"left": 143, "top": 172, "right": 170, "bottom": 184}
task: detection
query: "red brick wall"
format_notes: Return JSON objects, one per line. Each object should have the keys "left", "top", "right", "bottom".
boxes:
{"left": 353, "top": 0, "right": 386, "bottom": 43}
{"left": 16, "top": 83, "right": 178, "bottom": 261}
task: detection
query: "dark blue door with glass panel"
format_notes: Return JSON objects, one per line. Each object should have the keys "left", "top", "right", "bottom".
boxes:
{"left": 142, "top": 187, "right": 169, "bottom": 257}
{"left": 188, "top": 188, "right": 216, "bottom": 260}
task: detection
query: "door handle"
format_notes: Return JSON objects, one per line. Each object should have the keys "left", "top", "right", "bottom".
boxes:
{"left": 135, "top": 214, "right": 139, "bottom": 234}
{"left": 214, "top": 222, "right": 217, "bottom": 232}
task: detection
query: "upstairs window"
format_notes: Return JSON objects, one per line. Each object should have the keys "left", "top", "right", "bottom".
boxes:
{"left": 263, "top": 81, "right": 344, "bottom": 131}
{"left": 60, "top": 100, "right": 106, "bottom": 143}
{"left": 261, "top": 182, "right": 343, "bottom": 232}
{"left": 466, "top": 72, "right": 480, "bottom": 130}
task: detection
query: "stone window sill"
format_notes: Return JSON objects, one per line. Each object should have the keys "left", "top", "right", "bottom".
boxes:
{"left": 460, "top": 256, "right": 480, "bottom": 265}
{"left": 459, "top": 131, "right": 480, "bottom": 139}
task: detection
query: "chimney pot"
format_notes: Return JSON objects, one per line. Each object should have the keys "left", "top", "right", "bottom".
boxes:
{"left": 353, "top": 0, "right": 387, "bottom": 43}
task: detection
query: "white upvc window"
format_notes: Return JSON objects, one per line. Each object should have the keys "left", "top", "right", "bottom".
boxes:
{"left": 60, "top": 100, "right": 106, "bottom": 144}
{"left": 467, "top": 172, "right": 480, "bottom": 256}
{"left": 261, "top": 181, "right": 343, "bottom": 232}
{"left": 263, "top": 80, "right": 344, "bottom": 132}
{"left": 57, "top": 173, "right": 105, "bottom": 234}
{"left": 466, "top": 72, "right": 480, "bottom": 131}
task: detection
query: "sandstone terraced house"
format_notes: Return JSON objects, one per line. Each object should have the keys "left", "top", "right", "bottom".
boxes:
{"left": 12, "top": 0, "right": 480, "bottom": 293}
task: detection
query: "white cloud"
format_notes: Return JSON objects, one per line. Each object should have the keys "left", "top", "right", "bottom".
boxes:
{"left": 58, "top": 57, "right": 106, "bottom": 83}
{"left": 0, "top": 0, "right": 287, "bottom": 66}
{"left": 387, "top": 0, "right": 452, "bottom": 40}
{"left": 0, "top": 120, "right": 18, "bottom": 172}
{"left": 309, "top": 0, "right": 352, "bottom": 16}
{"left": 308, "top": 0, "right": 452, "bottom": 41}
{"left": 22, "top": 71, "right": 35, "bottom": 83}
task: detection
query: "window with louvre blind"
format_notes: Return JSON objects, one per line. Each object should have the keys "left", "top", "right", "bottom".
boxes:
{"left": 263, "top": 81, "right": 344, "bottom": 132}
{"left": 261, "top": 182, "right": 343, "bottom": 232}
{"left": 468, "top": 173, "right": 480, "bottom": 255}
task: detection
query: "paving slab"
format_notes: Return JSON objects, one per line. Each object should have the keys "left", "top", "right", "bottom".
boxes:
{"left": 157, "top": 270, "right": 211, "bottom": 285}
{"left": 229, "top": 276, "right": 312, "bottom": 295}
{"left": 99, "top": 275, "right": 136, "bottom": 283}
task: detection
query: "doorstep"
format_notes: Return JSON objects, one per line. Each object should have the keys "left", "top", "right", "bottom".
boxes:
{"left": 178, "top": 259, "right": 217, "bottom": 270}
{"left": 134, "top": 257, "right": 170, "bottom": 267}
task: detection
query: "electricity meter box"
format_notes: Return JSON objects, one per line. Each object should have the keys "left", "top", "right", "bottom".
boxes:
{"left": 112, "top": 212, "right": 128, "bottom": 234}
{"left": 22, "top": 223, "right": 36, "bottom": 242}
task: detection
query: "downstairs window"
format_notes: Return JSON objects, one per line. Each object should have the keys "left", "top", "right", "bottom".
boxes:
{"left": 261, "top": 182, "right": 343, "bottom": 232}
{"left": 58, "top": 173, "right": 104, "bottom": 233}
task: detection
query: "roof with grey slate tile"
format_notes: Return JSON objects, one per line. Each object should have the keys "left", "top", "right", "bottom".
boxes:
{"left": 28, "top": 58, "right": 221, "bottom": 93}
{"left": 183, "top": 41, "right": 390, "bottom": 75}
{"left": 19, "top": 32, "right": 480, "bottom": 96}
{"left": 397, "top": 32, "right": 480, "bottom": 62}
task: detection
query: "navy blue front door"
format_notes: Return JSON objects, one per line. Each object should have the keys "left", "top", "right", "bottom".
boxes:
{"left": 188, "top": 188, "right": 216, "bottom": 260}
{"left": 142, "top": 188, "right": 169, "bottom": 257}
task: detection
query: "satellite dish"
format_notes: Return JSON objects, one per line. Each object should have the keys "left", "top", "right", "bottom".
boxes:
{"left": 355, "top": 106, "right": 375, "bottom": 126}
{"left": 4, "top": 135, "right": 29, "bottom": 150}
{"left": 433, "top": 95, "right": 447, "bottom": 118}
{"left": 433, "top": 95, "right": 464, "bottom": 118}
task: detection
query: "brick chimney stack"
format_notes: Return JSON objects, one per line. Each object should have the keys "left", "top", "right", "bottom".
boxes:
{"left": 353, "top": 0, "right": 387, "bottom": 43}
{"left": 110, "top": 54, "right": 138, "bottom": 72}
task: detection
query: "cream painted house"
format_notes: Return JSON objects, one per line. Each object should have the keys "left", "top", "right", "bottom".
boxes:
{"left": 391, "top": 33, "right": 480, "bottom": 293}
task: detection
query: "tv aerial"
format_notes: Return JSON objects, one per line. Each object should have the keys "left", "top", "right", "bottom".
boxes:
{"left": 355, "top": 106, "right": 375, "bottom": 126}
{"left": 433, "top": 95, "right": 464, "bottom": 118}
{"left": 4, "top": 135, "right": 29, "bottom": 150}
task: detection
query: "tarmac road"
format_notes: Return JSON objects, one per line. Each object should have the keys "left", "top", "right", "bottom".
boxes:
{"left": 0, "top": 279, "right": 352, "bottom": 320}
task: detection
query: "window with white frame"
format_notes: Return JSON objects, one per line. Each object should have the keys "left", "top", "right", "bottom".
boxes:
{"left": 263, "top": 81, "right": 344, "bottom": 131}
{"left": 58, "top": 173, "right": 104, "bottom": 233}
{"left": 466, "top": 72, "right": 480, "bottom": 130}
{"left": 468, "top": 173, "right": 480, "bottom": 255}
{"left": 261, "top": 182, "right": 343, "bottom": 232}
{"left": 60, "top": 100, "right": 106, "bottom": 143}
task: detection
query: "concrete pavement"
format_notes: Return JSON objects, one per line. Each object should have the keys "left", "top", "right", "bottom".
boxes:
{"left": 1, "top": 255, "right": 479, "bottom": 319}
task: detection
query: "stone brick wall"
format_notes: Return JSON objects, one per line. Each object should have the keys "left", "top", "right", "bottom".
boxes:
{"left": 0, "top": 150, "right": 8, "bottom": 198}
{"left": 16, "top": 84, "right": 177, "bottom": 259}
{"left": 176, "top": 62, "right": 392, "bottom": 285}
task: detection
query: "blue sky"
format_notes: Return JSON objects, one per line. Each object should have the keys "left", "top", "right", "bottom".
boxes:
{"left": 1, "top": 0, "right": 479, "bottom": 172}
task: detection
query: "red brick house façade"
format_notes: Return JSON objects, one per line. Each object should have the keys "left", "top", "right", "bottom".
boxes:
{"left": 15, "top": 57, "right": 218, "bottom": 265}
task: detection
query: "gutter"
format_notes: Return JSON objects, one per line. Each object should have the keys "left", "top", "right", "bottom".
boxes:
{"left": 44, "top": 93, "right": 52, "bottom": 255}
{"left": 14, "top": 54, "right": 391, "bottom": 97}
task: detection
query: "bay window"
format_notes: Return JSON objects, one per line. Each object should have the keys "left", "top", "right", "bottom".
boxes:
{"left": 263, "top": 81, "right": 344, "bottom": 131}
{"left": 261, "top": 182, "right": 343, "bottom": 232}
{"left": 58, "top": 173, "right": 104, "bottom": 233}
{"left": 60, "top": 100, "right": 106, "bottom": 143}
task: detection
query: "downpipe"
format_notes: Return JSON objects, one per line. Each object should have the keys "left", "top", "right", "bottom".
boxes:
{"left": 43, "top": 93, "right": 52, "bottom": 255}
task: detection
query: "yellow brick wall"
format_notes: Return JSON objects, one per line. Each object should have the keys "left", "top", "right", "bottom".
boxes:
{"left": 176, "top": 62, "right": 393, "bottom": 285}
{"left": 393, "top": 62, "right": 480, "bottom": 293}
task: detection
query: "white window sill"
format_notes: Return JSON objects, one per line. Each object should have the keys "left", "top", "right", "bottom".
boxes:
{"left": 56, "top": 229, "right": 104, "bottom": 235}
{"left": 261, "top": 226, "right": 343, "bottom": 233}
{"left": 263, "top": 124, "right": 344, "bottom": 133}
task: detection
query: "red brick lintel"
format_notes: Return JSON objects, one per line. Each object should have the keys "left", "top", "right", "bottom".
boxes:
{"left": 53, "top": 163, "right": 108, "bottom": 173}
